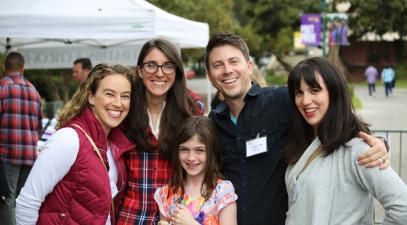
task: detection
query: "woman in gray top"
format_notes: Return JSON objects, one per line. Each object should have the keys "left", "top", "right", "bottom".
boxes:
{"left": 284, "top": 57, "right": 407, "bottom": 225}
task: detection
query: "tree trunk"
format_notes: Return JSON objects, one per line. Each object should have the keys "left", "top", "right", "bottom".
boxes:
{"left": 328, "top": 45, "right": 349, "bottom": 79}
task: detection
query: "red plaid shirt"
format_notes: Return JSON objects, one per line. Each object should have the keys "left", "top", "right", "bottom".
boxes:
{"left": 117, "top": 132, "right": 172, "bottom": 225}
{"left": 0, "top": 74, "right": 42, "bottom": 165}
{"left": 187, "top": 89, "right": 205, "bottom": 115}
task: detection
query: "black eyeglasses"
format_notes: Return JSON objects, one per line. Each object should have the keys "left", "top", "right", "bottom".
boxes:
{"left": 141, "top": 62, "right": 176, "bottom": 75}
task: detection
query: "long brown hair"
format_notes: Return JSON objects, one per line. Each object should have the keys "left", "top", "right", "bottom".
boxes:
{"left": 168, "top": 116, "right": 223, "bottom": 200}
{"left": 125, "top": 39, "right": 199, "bottom": 158}
{"left": 57, "top": 64, "right": 135, "bottom": 128}
{"left": 283, "top": 57, "right": 370, "bottom": 164}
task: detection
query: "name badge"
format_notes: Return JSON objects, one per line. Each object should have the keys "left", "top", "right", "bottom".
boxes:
{"left": 246, "top": 134, "right": 267, "bottom": 157}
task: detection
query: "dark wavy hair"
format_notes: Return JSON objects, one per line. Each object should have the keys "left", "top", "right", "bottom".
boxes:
{"left": 125, "top": 39, "right": 198, "bottom": 158}
{"left": 283, "top": 57, "right": 370, "bottom": 164}
{"left": 4, "top": 52, "right": 25, "bottom": 72}
{"left": 167, "top": 116, "right": 223, "bottom": 200}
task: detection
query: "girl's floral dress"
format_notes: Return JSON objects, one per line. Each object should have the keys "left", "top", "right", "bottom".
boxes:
{"left": 154, "top": 179, "right": 238, "bottom": 225}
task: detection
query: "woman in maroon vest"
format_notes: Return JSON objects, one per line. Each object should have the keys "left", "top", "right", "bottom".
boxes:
{"left": 16, "top": 64, "right": 135, "bottom": 225}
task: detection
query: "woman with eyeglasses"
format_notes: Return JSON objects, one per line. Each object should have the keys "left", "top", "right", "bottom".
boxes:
{"left": 16, "top": 64, "right": 136, "bottom": 225}
{"left": 116, "top": 39, "right": 204, "bottom": 225}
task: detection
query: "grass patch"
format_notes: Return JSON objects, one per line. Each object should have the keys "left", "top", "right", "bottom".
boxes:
{"left": 265, "top": 71, "right": 288, "bottom": 86}
{"left": 393, "top": 79, "right": 407, "bottom": 88}
{"left": 352, "top": 94, "right": 362, "bottom": 109}
{"left": 348, "top": 84, "right": 362, "bottom": 109}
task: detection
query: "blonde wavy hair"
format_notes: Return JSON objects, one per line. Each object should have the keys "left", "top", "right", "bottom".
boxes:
{"left": 57, "top": 63, "right": 135, "bottom": 129}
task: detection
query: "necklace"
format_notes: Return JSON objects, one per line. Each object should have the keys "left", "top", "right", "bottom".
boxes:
{"left": 181, "top": 193, "right": 205, "bottom": 224}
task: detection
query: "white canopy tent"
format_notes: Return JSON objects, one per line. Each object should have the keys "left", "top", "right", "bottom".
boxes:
{"left": 0, "top": 0, "right": 209, "bottom": 68}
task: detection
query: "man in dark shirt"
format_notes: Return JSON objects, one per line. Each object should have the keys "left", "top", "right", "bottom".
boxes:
{"left": 204, "top": 32, "right": 389, "bottom": 225}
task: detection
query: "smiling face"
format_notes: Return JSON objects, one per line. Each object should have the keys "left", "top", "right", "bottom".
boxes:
{"left": 88, "top": 73, "right": 131, "bottom": 136}
{"left": 207, "top": 44, "right": 253, "bottom": 102}
{"left": 178, "top": 135, "right": 207, "bottom": 180}
{"left": 137, "top": 48, "right": 176, "bottom": 102}
{"left": 295, "top": 72, "right": 330, "bottom": 134}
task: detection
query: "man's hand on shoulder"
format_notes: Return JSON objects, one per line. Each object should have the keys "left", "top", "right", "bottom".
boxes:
{"left": 357, "top": 131, "right": 390, "bottom": 170}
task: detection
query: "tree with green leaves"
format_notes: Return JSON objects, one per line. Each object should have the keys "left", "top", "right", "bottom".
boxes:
{"left": 149, "top": 0, "right": 238, "bottom": 66}
{"left": 350, "top": 0, "right": 407, "bottom": 38}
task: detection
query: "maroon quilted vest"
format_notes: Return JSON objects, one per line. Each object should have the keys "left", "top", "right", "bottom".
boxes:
{"left": 36, "top": 107, "right": 134, "bottom": 225}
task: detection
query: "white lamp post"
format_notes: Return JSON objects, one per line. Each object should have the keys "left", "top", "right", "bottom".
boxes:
{"left": 336, "top": 1, "right": 351, "bottom": 13}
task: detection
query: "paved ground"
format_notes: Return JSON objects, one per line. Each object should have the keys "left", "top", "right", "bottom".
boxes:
{"left": 355, "top": 85, "right": 407, "bottom": 130}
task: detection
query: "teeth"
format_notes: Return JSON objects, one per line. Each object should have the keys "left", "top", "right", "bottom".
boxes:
{"left": 187, "top": 163, "right": 199, "bottom": 168}
{"left": 304, "top": 108, "right": 317, "bottom": 113}
{"left": 152, "top": 80, "right": 165, "bottom": 86}
{"left": 108, "top": 110, "right": 121, "bottom": 118}
{"left": 223, "top": 78, "right": 237, "bottom": 84}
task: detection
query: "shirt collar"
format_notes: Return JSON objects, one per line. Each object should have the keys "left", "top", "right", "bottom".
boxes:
{"left": 244, "top": 82, "right": 261, "bottom": 99}
{"left": 6, "top": 72, "right": 23, "bottom": 77}
{"left": 148, "top": 101, "right": 166, "bottom": 138}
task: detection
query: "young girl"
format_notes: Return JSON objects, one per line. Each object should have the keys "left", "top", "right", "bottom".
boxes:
{"left": 284, "top": 57, "right": 407, "bottom": 224}
{"left": 154, "top": 116, "right": 237, "bottom": 225}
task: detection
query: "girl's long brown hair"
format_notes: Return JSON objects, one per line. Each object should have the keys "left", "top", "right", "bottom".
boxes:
{"left": 168, "top": 116, "right": 223, "bottom": 200}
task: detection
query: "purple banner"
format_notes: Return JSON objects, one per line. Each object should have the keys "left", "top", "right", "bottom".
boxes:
{"left": 300, "top": 14, "right": 321, "bottom": 46}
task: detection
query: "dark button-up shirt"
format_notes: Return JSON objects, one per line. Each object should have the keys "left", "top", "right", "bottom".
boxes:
{"left": 209, "top": 84, "right": 292, "bottom": 225}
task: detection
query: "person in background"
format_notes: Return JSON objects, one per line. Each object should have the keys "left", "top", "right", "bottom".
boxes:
{"left": 37, "top": 109, "right": 60, "bottom": 151}
{"left": 16, "top": 64, "right": 135, "bottom": 225}
{"left": 154, "top": 116, "right": 237, "bottom": 225}
{"left": 364, "top": 64, "right": 378, "bottom": 96}
{"left": 0, "top": 52, "right": 42, "bottom": 225}
{"left": 204, "top": 32, "right": 390, "bottom": 225}
{"left": 72, "top": 58, "right": 93, "bottom": 83}
{"left": 116, "top": 39, "right": 204, "bottom": 225}
{"left": 284, "top": 57, "right": 407, "bottom": 224}
{"left": 339, "top": 18, "right": 349, "bottom": 46}
{"left": 381, "top": 65, "right": 395, "bottom": 97}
